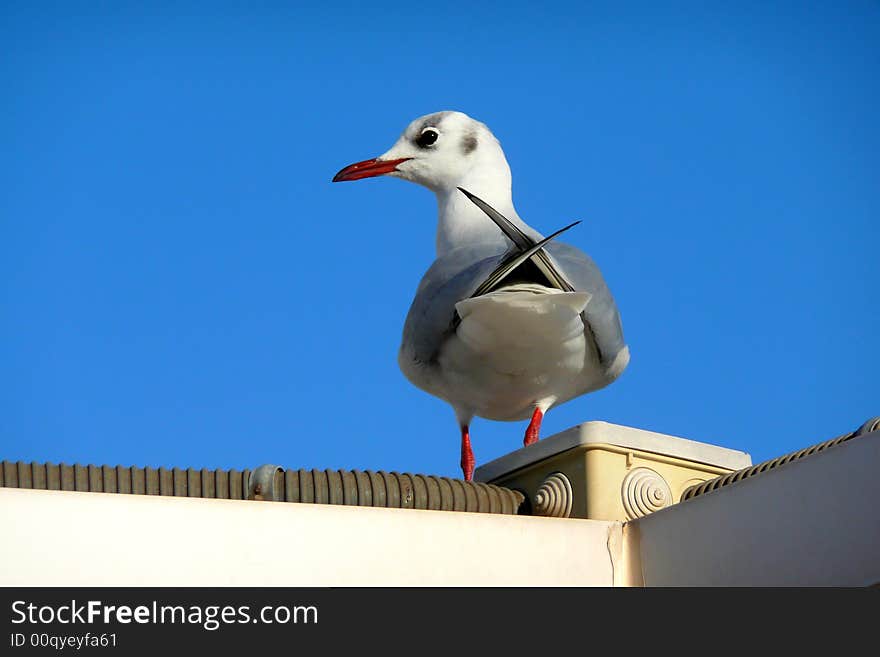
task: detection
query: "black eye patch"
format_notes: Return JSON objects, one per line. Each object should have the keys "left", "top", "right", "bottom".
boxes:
{"left": 460, "top": 133, "right": 477, "bottom": 155}
{"left": 416, "top": 129, "right": 439, "bottom": 148}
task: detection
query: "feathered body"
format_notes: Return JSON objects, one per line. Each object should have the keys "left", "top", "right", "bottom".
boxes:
{"left": 333, "top": 111, "right": 628, "bottom": 479}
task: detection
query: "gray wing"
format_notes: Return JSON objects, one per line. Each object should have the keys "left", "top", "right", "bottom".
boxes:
{"left": 400, "top": 239, "right": 627, "bottom": 377}
{"left": 402, "top": 189, "right": 627, "bottom": 384}
{"left": 458, "top": 220, "right": 580, "bottom": 323}
{"left": 544, "top": 241, "right": 628, "bottom": 371}
{"left": 400, "top": 242, "right": 510, "bottom": 367}
{"left": 456, "top": 188, "right": 627, "bottom": 372}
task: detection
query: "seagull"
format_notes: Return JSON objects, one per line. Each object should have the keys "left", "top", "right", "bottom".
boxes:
{"left": 333, "top": 111, "right": 629, "bottom": 481}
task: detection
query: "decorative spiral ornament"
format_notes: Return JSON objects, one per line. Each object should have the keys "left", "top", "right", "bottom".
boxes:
{"left": 621, "top": 468, "right": 672, "bottom": 519}
{"left": 533, "top": 472, "right": 573, "bottom": 518}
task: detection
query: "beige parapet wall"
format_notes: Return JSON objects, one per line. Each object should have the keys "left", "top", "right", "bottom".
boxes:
{"left": 0, "top": 487, "right": 622, "bottom": 586}
{"left": 2, "top": 422, "right": 876, "bottom": 586}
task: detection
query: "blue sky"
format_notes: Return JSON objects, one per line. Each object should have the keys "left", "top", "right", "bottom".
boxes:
{"left": 2, "top": 2, "right": 877, "bottom": 479}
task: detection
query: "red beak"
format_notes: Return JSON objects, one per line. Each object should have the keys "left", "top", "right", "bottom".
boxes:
{"left": 332, "top": 157, "right": 411, "bottom": 182}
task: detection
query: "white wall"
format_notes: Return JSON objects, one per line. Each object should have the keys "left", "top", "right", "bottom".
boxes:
{"left": 0, "top": 488, "right": 619, "bottom": 586}
{"left": 4, "top": 431, "right": 875, "bottom": 587}
{"left": 631, "top": 432, "right": 880, "bottom": 586}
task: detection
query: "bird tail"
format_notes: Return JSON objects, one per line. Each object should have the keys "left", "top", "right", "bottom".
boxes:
{"left": 454, "top": 285, "right": 591, "bottom": 352}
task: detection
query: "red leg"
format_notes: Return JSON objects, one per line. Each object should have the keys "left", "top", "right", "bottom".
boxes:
{"left": 524, "top": 408, "right": 544, "bottom": 446}
{"left": 460, "top": 425, "right": 475, "bottom": 481}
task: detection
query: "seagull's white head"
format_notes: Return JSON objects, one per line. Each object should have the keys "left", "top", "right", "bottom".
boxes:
{"left": 333, "top": 111, "right": 511, "bottom": 194}
{"left": 334, "top": 110, "right": 525, "bottom": 255}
